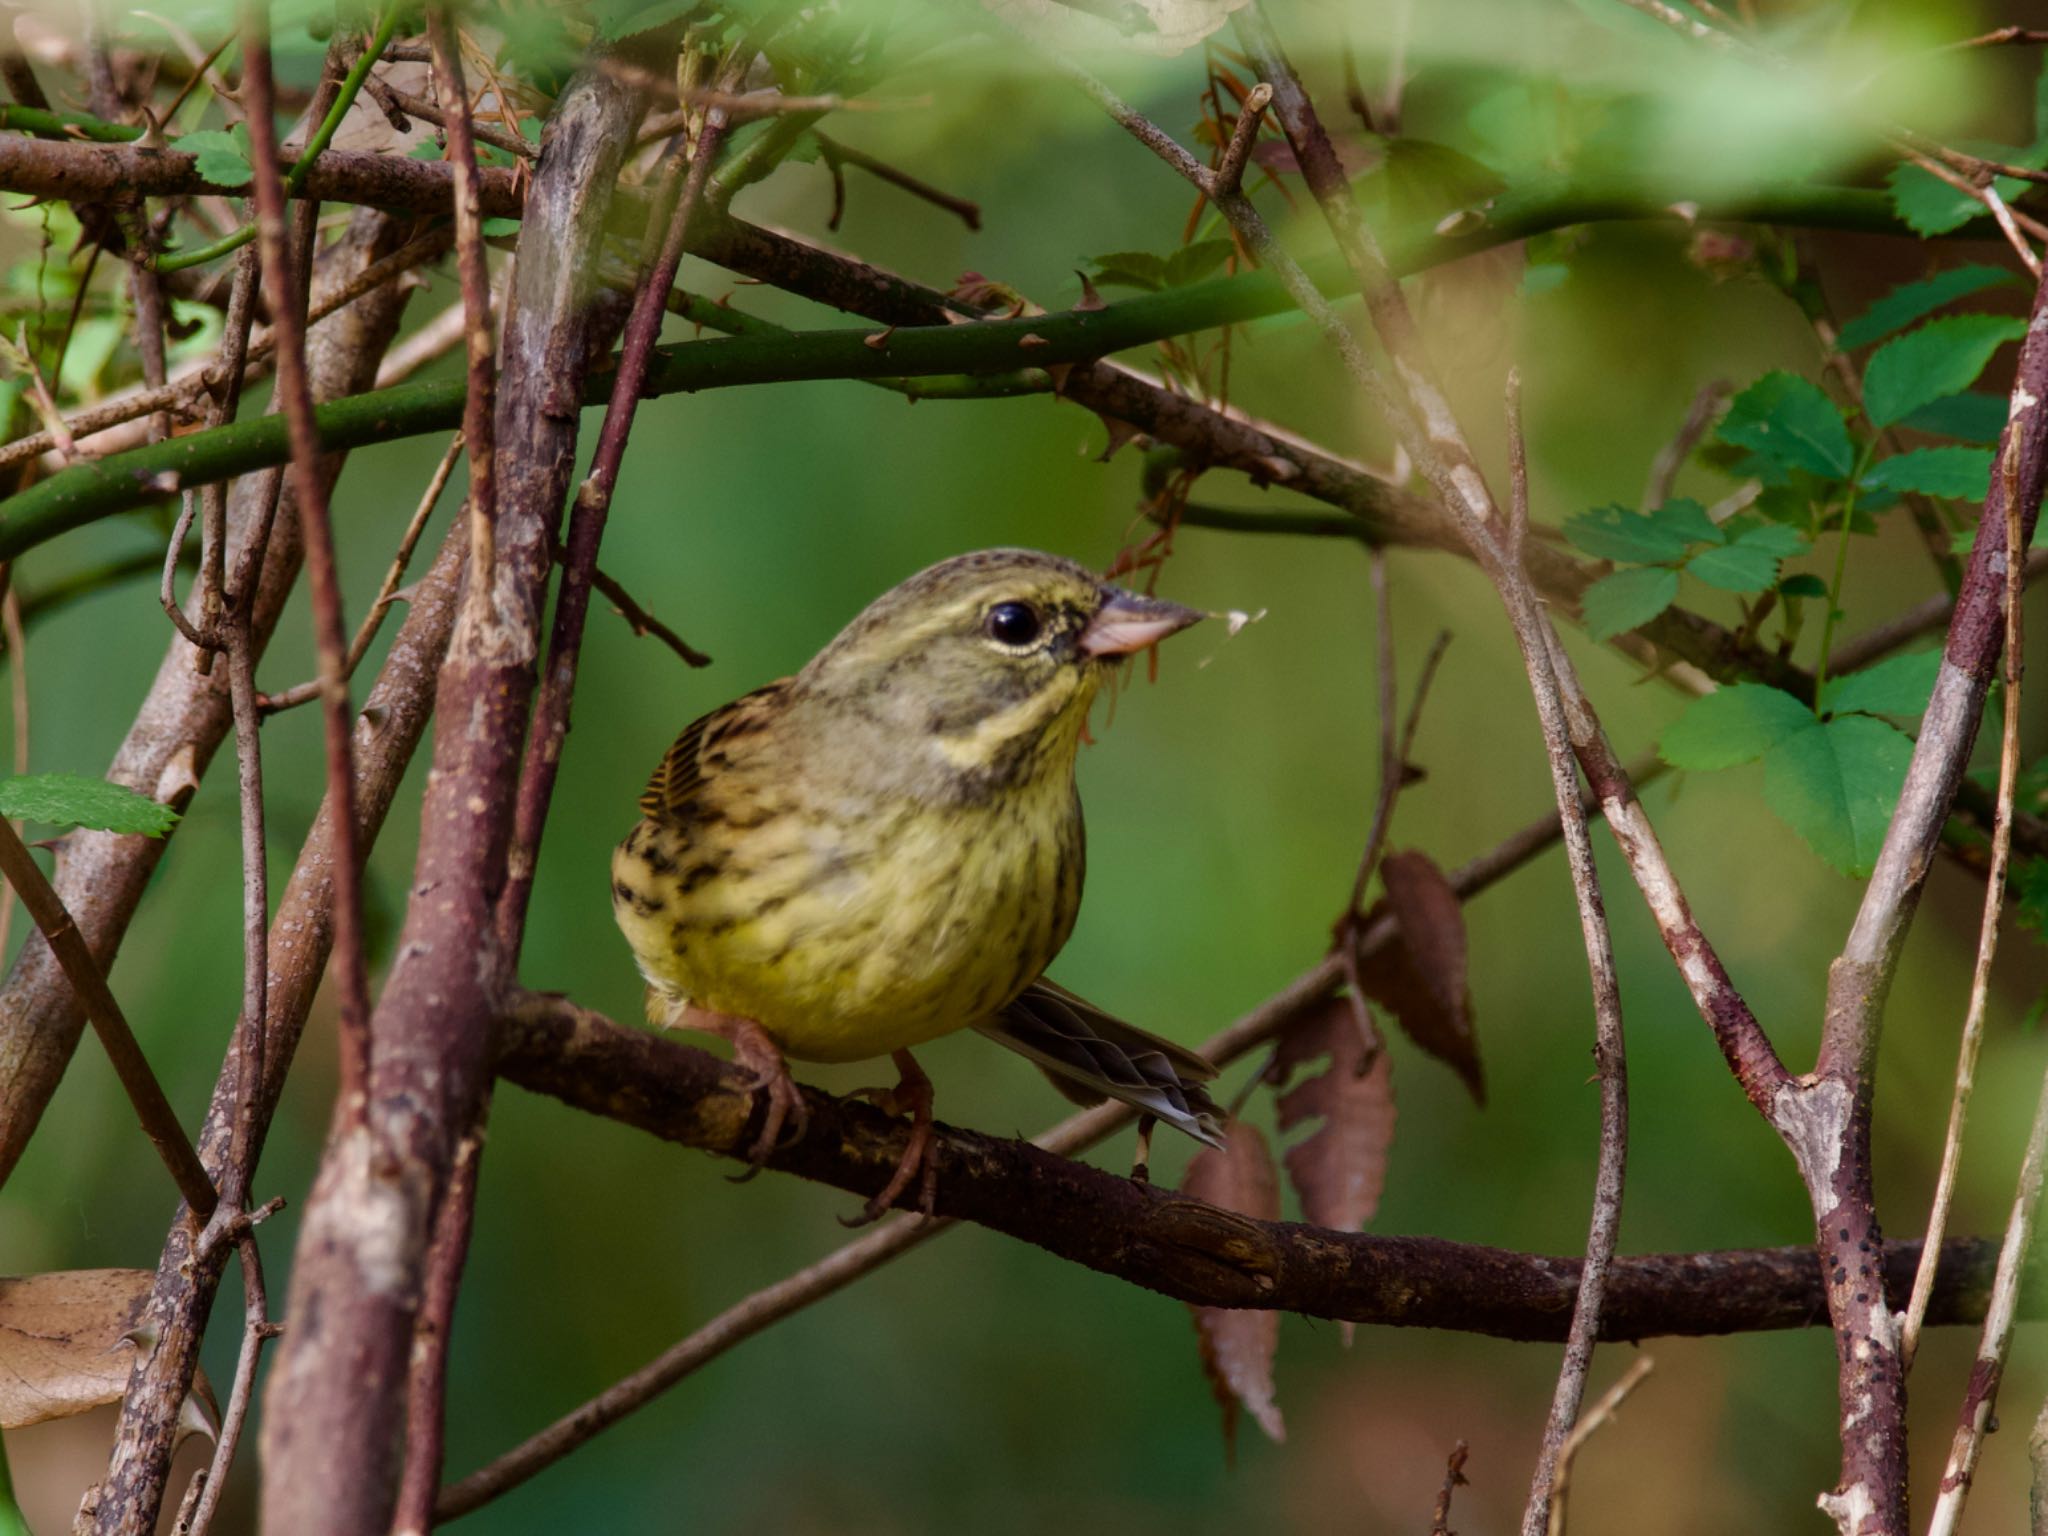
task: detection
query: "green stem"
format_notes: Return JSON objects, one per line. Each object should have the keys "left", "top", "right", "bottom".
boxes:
{"left": 663, "top": 287, "right": 1044, "bottom": 398}
{"left": 0, "top": 103, "right": 143, "bottom": 142}
{"left": 155, "top": 6, "right": 404, "bottom": 274}
{"left": 1812, "top": 445, "right": 1878, "bottom": 709}
{"left": 3, "top": 175, "right": 2010, "bottom": 544}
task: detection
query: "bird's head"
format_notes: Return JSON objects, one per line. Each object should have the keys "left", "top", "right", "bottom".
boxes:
{"left": 796, "top": 549, "right": 1204, "bottom": 797}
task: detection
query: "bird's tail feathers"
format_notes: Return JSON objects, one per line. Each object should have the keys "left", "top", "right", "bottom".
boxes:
{"left": 978, "top": 979, "right": 1226, "bottom": 1149}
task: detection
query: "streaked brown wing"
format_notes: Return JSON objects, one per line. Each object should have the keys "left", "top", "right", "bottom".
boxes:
{"left": 977, "top": 978, "right": 1225, "bottom": 1147}
{"left": 639, "top": 680, "right": 790, "bottom": 823}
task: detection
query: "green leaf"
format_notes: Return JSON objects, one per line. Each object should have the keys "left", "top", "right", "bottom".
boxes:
{"left": 0, "top": 774, "right": 177, "bottom": 836}
{"left": 1861, "top": 446, "right": 1994, "bottom": 501}
{"left": 1648, "top": 497, "right": 1723, "bottom": 544}
{"left": 407, "top": 139, "right": 443, "bottom": 161}
{"left": 1719, "top": 371, "right": 1856, "bottom": 478}
{"left": 1563, "top": 504, "right": 1690, "bottom": 564}
{"left": 1087, "top": 250, "right": 1166, "bottom": 291}
{"left": 179, "top": 126, "right": 251, "bottom": 189}
{"left": 1660, "top": 683, "right": 1814, "bottom": 770}
{"left": 1580, "top": 565, "right": 1678, "bottom": 640}
{"left": 1686, "top": 529, "right": 1797, "bottom": 593}
{"left": 1887, "top": 157, "right": 2040, "bottom": 235}
{"left": 480, "top": 217, "right": 520, "bottom": 238}
{"left": 1721, "top": 519, "right": 1809, "bottom": 557}
{"left": 1762, "top": 714, "right": 1915, "bottom": 876}
{"left": 1821, "top": 649, "right": 1943, "bottom": 719}
{"left": 2014, "top": 856, "right": 2048, "bottom": 936}
{"left": 1863, "top": 314, "right": 2028, "bottom": 429}
{"left": 1779, "top": 573, "right": 1830, "bottom": 598}
{"left": 1164, "top": 240, "right": 1234, "bottom": 288}
{"left": 1900, "top": 390, "right": 2009, "bottom": 443}
{"left": 1836, "top": 265, "right": 2020, "bottom": 351}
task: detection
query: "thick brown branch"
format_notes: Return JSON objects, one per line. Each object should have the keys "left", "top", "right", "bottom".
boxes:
{"left": 494, "top": 997, "right": 2028, "bottom": 1341}
{"left": 257, "top": 44, "right": 660, "bottom": 1536}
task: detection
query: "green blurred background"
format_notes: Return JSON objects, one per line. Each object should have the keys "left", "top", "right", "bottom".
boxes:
{"left": 7, "top": 0, "right": 2048, "bottom": 1528}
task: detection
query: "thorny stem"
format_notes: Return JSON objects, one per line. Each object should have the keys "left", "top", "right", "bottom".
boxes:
{"left": 241, "top": 6, "right": 372, "bottom": 1120}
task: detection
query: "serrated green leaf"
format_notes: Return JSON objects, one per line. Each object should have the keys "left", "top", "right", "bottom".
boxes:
{"left": 1887, "top": 158, "right": 2038, "bottom": 236}
{"left": 1763, "top": 713, "right": 1914, "bottom": 876}
{"left": 1864, "top": 314, "right": 2028, "bottom": 429}
{"left": 1659, "top": 683, "right": 1814, "bottom": 770}
{"left": 179, "top": 127, "right": 251, "bottom": 189}
{"left": 2014, "top": 856, "right": 2048, "bottom": 935}
{"left": 1723, "top": 520, "right": 1810, "bottom": 557}
{"left": 1837, "top": 265, "right": 2020, "bottom": 351}
{"left": 1685, "top": 538, "right": 1781, "bottom": 593}
{"left": 1164, "top": 240, "right": 1234, "bottom": 288}
{"left": 0, "top": 774, "right": 177, "bottom": 836}
{"left": 1563, "top": 505, "right": 1690, "bottom": 564}
{"left": 1779, "top": 573, "right": 1830, "bottom": 598}
{"left": 1088, "top": 250, "right": 1166, "bottom": 290}
{"left": 481, "top": 217, "right": 520, "bottom": 238}
{"left": 1719, "top": 371, "right": 1856, "bottom": 478}
{"left": 1648, "top": 497, "right": 1723, "bottom": 544}
{"left": 1900, "top": 390, "right": 2010, "bottom": 443}
{"left": 1822, "top": 649, "right": 1942, "bottom": 719}
{"left": 1861, "top": 446, "right": 1994, "bottom": 501}
{"left": 1580, "top": 565, "right": 1678, "bottom": 640}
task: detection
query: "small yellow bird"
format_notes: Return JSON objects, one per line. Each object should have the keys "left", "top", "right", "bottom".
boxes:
{"left": 611, "top": 549, "right": 1224, "bottom": 1222}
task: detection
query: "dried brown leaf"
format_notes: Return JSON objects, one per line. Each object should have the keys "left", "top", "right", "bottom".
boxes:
{"left": 1358, "top": 849, "right": 1483, "bottom": 1104}
{"left": 1273, "top": 996, "right": 1396, "bottom": 1235}
{"left": 0, "top": 1269, "right": 217, "bottom": 1440}
{"left": 1181, "top": 1122, "right": 1285, "bottom": 1452}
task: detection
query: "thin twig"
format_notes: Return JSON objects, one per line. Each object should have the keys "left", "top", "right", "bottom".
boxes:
{"left": 241, "top": 1, "right": 372, "bottom": 1117}
{"left": 174, "top": 1231, "right": 274, "bottom": 1536}
{"left": 1902, "top": 436, "right": 2030, "bottom": 1370}
{"left": 260, "top": 432, "right": 465, "bottom": 713}
{"left": 1927, "top": 1044, "right": 2048, "bottom": 1536}
{"left": 494, "top": 84, "right": 735, "bottom": 953}
{"left": 1545, "top": 1356, "right": 1655, "bottom": 1536}
{"left": 1642, "top": 380, "right": 1728, "bottom": 509}
{"left": 1, "top": 228, "right": 451, "bottom": 473}
{"left": 426, "top": 4, "right": 499, "bottom": 625}
{"left": 0, "top": 814, "right": 215, "bottom": 1217}
{"left": 1429, "top": 1442, "right": 1471, "bottom": 1536}
{"left": 368, "top": 74, "right": 537, "bottom": 160}
{"left": 1210, "top": 81, "right": 1272, "bottom": 197}
{"left": 812, "top": 133, "right": 982, "bottom": 230}
{"left": 586, "top": 561, "right": 712, "bottom": 666}
{"left": 391, "top": 1103, "right": 487, "bottom": 1536}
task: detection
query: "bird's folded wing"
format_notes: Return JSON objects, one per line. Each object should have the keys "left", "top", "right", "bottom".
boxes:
{"left": 976, "top": 978, "right": 1227, "bottom": 1148}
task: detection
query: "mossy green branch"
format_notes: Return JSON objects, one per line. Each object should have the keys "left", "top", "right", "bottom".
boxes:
{"left": 0, "top": 174, "right": 2005, "bottom": 549}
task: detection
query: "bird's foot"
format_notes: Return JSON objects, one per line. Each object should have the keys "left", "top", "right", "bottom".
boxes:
{"left": 842, "top": 1049, "right": 936, "bottom": 1226}
{"left": 678, "top": 1006, "right": 809, "bottom": 1180}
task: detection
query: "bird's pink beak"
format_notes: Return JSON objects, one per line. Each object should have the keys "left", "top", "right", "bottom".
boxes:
{"left": 1078, "top": 589, "right": 1205, "bottom": 657}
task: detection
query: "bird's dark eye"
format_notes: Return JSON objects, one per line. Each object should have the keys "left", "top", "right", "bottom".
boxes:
{"left": 984, "top": 601, "right": 1043, "bottom": 647}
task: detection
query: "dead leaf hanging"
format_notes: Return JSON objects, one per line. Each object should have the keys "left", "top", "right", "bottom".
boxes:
{"left": 1357, "top": 849, "right": 1484, "bottom": 1104}
{"left": 1180, "top": 1121, "right": 1285, "bottom": 1454}
{"left": 1272, "top": 996, "right": 1396, "bottom": 1346}
{"left": 0, "top": 1269, "right": 217, "bottom": 1442}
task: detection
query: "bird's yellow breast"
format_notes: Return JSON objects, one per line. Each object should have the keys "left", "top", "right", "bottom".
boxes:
{"left": 611, "top": 767, "right": 1084, "bottom": 1063}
